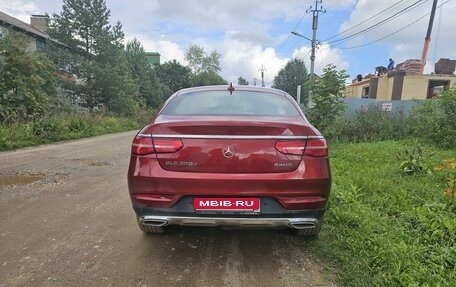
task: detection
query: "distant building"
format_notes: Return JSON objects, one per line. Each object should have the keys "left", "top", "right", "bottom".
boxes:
{"left": 0, "top": 11, "right": 55, "bottom": 51}
{"left": 346, "top": 58, "right": 456, "bottom": 101}
{"left": 144, "top": 52, "right": 161, "bottom": 66}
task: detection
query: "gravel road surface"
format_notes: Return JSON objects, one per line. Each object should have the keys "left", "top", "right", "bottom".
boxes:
{"left": 0, "top": 131, "right": 336, "bottom": 287}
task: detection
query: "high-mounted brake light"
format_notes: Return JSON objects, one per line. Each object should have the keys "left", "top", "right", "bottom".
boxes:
{"left": 275, "top": 141, "right": 305, "bottom": 155}
{"left": 304, "top": 138, "right": 328, "bottom": 157}
{"left": 132, "top": 135, "right": 154, "bottom": 155}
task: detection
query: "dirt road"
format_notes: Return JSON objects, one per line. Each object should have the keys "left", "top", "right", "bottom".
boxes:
{"left": 0, "top": 131, "right": 335, "bottom": 287}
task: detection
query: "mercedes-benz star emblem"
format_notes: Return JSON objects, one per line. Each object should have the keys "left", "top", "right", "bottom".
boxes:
{"left": 222, "top": 145, "right": 236, "bottom": 158}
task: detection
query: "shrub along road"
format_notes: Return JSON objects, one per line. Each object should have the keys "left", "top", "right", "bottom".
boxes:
{"left": 0, "top": 131, "right": 335, "bottom": 287}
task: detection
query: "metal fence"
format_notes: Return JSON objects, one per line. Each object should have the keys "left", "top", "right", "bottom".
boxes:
{"left": 342, "top": 98, "right": 425, "bottom": 116}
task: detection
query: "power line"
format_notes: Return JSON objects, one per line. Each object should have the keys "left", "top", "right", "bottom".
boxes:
{"left": 275, "top": 13, "right": 308, "bottom": 59}
{"left": 323, "top": 0, "right": 407, "bottom": 42}
{"left": 325, "top": 0, "right": 344, "bottom": 10}
{"left": 264, "top": 6, "right": 311, "bottom": 74}
{"left": 327, "top": 0, "right": 429, "bottom": 45}
{"left": 335, "top": 0, "right": 450, "bottom": 50}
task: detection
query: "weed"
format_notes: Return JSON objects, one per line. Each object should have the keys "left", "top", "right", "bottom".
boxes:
{"left": 32, "top": 118, "right": 61, "bottom": 141}
{"left": 444, "top": 176, "right": 456, "bottom": 199}
{"left": 396, "top": 145, "right": 432, "bottom": 175}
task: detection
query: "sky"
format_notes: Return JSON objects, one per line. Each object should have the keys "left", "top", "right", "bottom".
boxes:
{"left": 2, "top": 0, "right": 456, "bottom": 86}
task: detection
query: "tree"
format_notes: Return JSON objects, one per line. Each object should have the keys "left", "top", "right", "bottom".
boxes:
{"left": 184, "top": 45, "right": 228, "bottom": 86}
{"left": 126, "top": 38, "right": 166, "bottom": 107}
{"left": 307, "top": 64, "right": 349, "bottom": 133}
{"left": 185, "top": 45, "right": 221, "bottom": 74}
{"left": 0, "top": 30, "right": 58, "bottom": 123}
{"left": 238, "top": 76, "right": 249, "bottom": 85}
{"left": 191, "top": 71, "right": 228, "bottom": 87}
{"left": 156, "top": 60, "right": 192, "bottom": 94}
{"left": 272, "top": 58, "right": 309, "bottom": 103}
{"left": 48, "top": 0, "right": 139, "bottom": 114}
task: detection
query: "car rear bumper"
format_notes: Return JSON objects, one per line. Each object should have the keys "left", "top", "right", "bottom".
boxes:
{"left": 138, "top": 215, "right": 319, "bottom": 229}
{"left": 134, "top": 196, "right": 326, "bottom": 230}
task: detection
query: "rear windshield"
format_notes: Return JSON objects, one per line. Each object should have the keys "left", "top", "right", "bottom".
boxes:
{"left": 161, "top": 91, "right": 301, "bottom": 116}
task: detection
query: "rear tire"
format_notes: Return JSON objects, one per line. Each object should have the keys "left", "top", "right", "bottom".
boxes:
{"left": 295, "top": 219, "right": 322, "bottom": 237}
{"left": 136, "top": 216, "right": 165, "bottom": 234}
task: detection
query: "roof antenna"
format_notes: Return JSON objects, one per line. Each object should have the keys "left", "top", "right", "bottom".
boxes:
{"left": 228, "top": 83, "right": 235, "bottom": 95}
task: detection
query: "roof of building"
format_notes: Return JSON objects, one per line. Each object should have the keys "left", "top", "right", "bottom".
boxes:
{"left": 145, "top": 52, "right": 161, "bottom": 65}
{"left": 0, "top": 11, "right": 49, "bottom": 39}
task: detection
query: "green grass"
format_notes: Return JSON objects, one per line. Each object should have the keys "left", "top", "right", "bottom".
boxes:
{"left": 304, "top": 140, "right": 455, "bottom": 287}
{"left": 0, "top": 112, "right": 152, "bottom": 151}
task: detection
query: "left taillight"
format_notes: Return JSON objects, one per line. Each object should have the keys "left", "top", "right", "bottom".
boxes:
{"left": 131, "top": 135, "right": 154, "bottom": 155}
{"left": 304, "top": 138, "right": 328, "bottom": 157}
{"left": 275, "top": 138, "right": 328, "bottom": 157}
{"left": 131, "top": 134, "right": 183, "bottom": 155}
{"left": 275, "top": 141, "right": 305, "bottom": 155}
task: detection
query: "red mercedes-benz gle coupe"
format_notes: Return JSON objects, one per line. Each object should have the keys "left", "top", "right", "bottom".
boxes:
{"left": 128, "top": 85, "right": 331, "bottom": 236}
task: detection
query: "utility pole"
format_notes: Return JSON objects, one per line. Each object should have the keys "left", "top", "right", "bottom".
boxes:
{"left": 259, "top": 65, "right": 266, "bottom": 87}
{"left": 420, "top": 0, "right": 438, "bottom": 74}
{"left": 291, "top": 1, "right": 325, "bottom": 105}
{"left": 307, "top": 0, "right": 325, "bottom": 86}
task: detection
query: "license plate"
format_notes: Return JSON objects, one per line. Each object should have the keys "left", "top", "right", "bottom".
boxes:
{"left": 194, "top": 198, "right": 260, "bottom": 212}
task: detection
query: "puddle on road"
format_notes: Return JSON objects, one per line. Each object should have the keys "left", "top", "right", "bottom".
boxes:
{"left": 0, "top": 175, "right": 44, "bottom": 187}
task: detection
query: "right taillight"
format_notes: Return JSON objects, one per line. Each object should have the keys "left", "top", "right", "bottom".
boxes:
{"left": 275, "top": 141, "right": 305, "bottom": 155}
{"left": 304, "top": 138, "right": 328, "bottom": 157}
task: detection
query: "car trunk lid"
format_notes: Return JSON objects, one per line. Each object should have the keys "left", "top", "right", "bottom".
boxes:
{"left": 146, "top": 117, "right": 321, "bottom": 173}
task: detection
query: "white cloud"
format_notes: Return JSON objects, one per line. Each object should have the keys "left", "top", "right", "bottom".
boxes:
{"left": 0, "top": 0, "right": 40, "bottom": 23}
{"left": 126, "top": 35, "right": 186, "bottom": 64}
{"left": 292, "top": 43, "right": 349, "bottom": 75}
{"left": 219, "top": 33, "right": 289, "bottom": 86}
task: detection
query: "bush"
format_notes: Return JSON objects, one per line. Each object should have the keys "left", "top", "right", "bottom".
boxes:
{"left": 408, "top": 88, "right": 456, "bottom": 149}
{"left": 0, "top": 30, "right": 58, "bottom": 123}
{"left": 68, "top": 116, "right": 89, "bottom": 133}
{"left": 32, "top": 118, "right": 62, "bottom": 141}
{"left": 0, "top": 110, "right": 152, "bottom": 151}
{"left": 325, "top": 87, "right": 455, "bottom": 149}
{"left": 307, "top": 64, "right": 348, "bottom": 134}
{"left": 327, "top": 106, "right": 409, "bottom": 142}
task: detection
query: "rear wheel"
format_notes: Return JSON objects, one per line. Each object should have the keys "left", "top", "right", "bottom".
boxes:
{"left": 295, "top": 219, "right": 322, "bottom": 237}
{"left": 136, "top": 215, "right": 165, "bottom": 234}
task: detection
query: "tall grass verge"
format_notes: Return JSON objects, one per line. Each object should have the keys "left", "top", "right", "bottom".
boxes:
{"left": 324, "top": 87, "right": 455, "bottom": 149}
{"left": 0, "top": 110, "right": 155, "bottom": 151}
{"left": 304, "top": 141, "right": 455, "bottom": 286}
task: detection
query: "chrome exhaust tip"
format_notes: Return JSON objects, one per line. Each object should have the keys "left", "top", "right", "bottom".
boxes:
{"left": 289, "top": 220, "right": 317, "bottom": 230}
{"left": 141, "top": 219, "right": 168, "bottom": 227}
